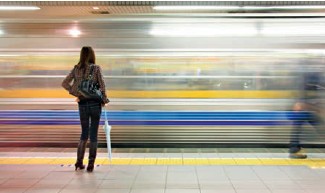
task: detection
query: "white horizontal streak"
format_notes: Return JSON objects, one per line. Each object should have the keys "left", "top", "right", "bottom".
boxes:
{"left": 0, "top": 6, "right": 40, "bottom": 11}
{"left": 0, "top": 75, "right": 294, "bottom": 79}
{"left": 154, "top": 6, "right": 325, "bottom": 11}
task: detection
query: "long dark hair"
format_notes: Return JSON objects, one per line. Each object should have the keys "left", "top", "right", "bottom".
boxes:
{"left": 78, "top": 46, "right": 95, "bottom": 69}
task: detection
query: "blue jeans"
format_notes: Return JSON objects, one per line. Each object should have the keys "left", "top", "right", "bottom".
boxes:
{"left": 290, "top": 112, "right": 323, "bottom": 153}
{"left": 78, "top": 100, "right": 102, "bottom": 142}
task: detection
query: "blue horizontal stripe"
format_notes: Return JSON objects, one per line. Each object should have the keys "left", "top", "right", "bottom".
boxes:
{"left": 0, "top": 120, "right": 291, "bottom": 126}
{"left": 0, "top": 110, "right": 310, "bottom": 126}
{"left": 0, "top": 111, "right": 309, "bottom": 119}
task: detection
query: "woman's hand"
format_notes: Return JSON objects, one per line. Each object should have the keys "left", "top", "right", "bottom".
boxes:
{"left": 75, "top": 98, "right": 80, "bottom": 102}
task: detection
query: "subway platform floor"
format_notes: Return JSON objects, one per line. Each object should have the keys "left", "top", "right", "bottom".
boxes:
{"left": 1, "top": 147, "right": 325, "bottom": 193}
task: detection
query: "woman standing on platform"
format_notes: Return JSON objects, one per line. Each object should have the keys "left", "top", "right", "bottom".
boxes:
{"left": 62, "top": 46, "right": 109, "bottom": 172}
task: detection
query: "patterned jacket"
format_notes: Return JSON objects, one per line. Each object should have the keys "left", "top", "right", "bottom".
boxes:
{"left": 62, "top": 64, "right": 109, "bottom": 104}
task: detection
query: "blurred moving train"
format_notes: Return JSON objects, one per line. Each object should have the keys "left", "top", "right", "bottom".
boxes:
{"left": 1, "top": 17, "right": 325, "bottom": 147}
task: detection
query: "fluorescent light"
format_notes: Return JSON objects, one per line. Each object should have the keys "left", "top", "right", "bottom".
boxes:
{"left": 153, "top": 5, "right": 325, "bottom": 11}
{"left": 0, "top": 30, "right": 3, "bottom": 35}
{"left": 0, "top": 6, "right": 40, "bottom": 11}
{"left": 69, "top": 29, "right": 81, "bottom": 37}
{"left": 93, "top": 7, "right": 99, "bottom": 10}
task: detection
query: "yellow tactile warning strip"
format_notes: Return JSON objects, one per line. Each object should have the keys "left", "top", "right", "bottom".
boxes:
{"left": 1, "top": 158, "right": 325, "bottom": 168}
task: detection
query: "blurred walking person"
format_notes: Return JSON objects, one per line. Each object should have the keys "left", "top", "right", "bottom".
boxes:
{"left": 289, "top": 72, "right": 324, "bottom": 159}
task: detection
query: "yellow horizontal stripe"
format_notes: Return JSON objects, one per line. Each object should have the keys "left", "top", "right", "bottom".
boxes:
{"left": 1, "top": 158, "right": 325, "bottom": 168}
{"left": 0, "top": 89, "right": 298, "bottom": 99}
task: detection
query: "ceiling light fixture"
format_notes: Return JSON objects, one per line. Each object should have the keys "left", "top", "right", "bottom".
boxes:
{"left": 0, "top": 6, "right": 40, "bottom": 11}
{"left": 69, "top": 29, "right": 81, "bottom": 37}
{"left": 93, "top": 7, "right": 99, "bottom": 10}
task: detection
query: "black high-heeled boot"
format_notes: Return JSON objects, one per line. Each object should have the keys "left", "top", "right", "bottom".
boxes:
{"left": 75, "top": 140, "right": 87, "bottom": 171}
{"left": 87, "top": 142, "right": 97, "bottom": 172}
{"left": 75, "top": 162, "right": 85, "bottom": 171}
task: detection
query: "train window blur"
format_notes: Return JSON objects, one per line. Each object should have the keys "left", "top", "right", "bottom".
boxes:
{"left": 0, "top": 52, "right": 323, "bottom": 93}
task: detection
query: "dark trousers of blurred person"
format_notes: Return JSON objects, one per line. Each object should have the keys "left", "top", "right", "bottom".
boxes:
{"left": 289, "top": 102, "right": 323, "bottom": 159}
{"left": 76, "top": 100, "right": 102, "bottom": 171}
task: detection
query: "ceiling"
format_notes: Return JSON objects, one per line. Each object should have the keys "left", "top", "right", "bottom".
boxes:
{"left": 1, "top": 1, "right": 325, "bottom": 51}
{"left": 0, "top": 1, "right": 325, "bottom": 20}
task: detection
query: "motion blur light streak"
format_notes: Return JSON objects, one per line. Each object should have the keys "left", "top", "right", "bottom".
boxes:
{"left": 153, "top": 6, "right": 243, "bottom": 11}
{"left": 150, "top": 24, "right": 257, "bottom": 37}
{"left": 0, "top": 15, "right": 325, "bottom": 146}
{"left": 261, "top": 24, "right": 325, "bottom": 36}
{"left": 150, "top": 28, "right": 257, "bottom": 37}
{"left": 153, "top": 5, "right": 325, "bottom": 11}
{"left": 244, "top": 6, "right": 325, "bottom": 10}
{"left": 150, "top": 23, "right": 325, "bottom": 37}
